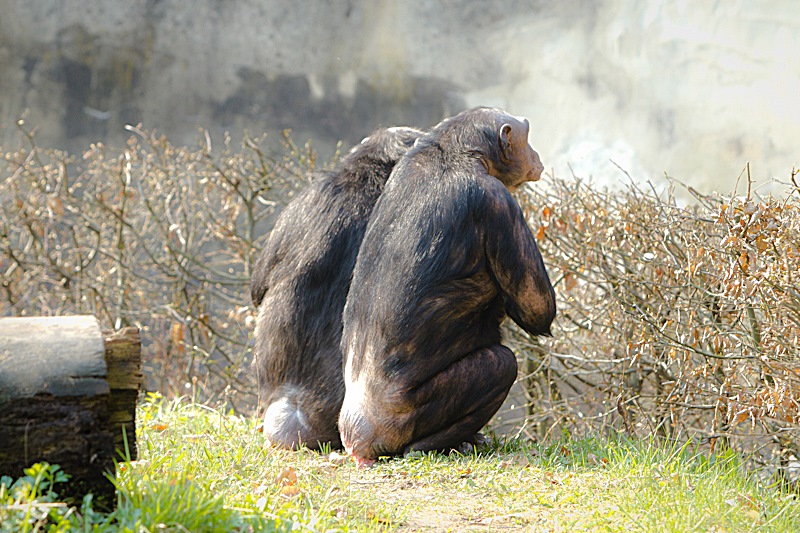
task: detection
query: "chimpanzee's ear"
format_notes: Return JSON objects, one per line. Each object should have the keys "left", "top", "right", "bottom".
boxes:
{"left": 499, "top": 123, "right": 513, "bottom": 158}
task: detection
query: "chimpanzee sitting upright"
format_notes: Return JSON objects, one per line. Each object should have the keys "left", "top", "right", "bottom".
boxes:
{"left": 339, "top": 107, "right": 556, "bottom": 467}
{"left": 250, "top": 126, "right": 424, "bottom": 450}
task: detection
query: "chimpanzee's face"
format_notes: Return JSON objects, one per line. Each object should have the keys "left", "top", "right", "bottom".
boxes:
{"left": 496, "top": 115, "right": 544, "bottom": 190}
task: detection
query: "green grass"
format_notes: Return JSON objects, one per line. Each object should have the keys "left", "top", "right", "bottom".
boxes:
{"left": 2, "top": 394, "right": 798, "bottom": 532}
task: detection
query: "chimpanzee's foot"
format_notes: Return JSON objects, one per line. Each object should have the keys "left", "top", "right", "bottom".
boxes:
{"left": 470, "top": 432, "right": 488, "bottom": 445}
{"left": 456, "top": 434, "right": 487, "bottom": 454}
{"left": 352, "top": 455, "right": 376, "bottom": 469}
{"left": 456, "top": 441, "right": 475, "bottom": 454}
{"left": 343, "top": 438, "right": 377, "bottom": 468}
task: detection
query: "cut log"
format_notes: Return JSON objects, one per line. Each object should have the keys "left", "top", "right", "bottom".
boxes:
{"left": 0, "top": 316, "right": 142, "bottom": 508}
{"left": 103, "top": 326, "right": 143, "bottom": 461}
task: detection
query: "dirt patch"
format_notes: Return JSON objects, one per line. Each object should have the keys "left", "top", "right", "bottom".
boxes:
{"left": 343, "top": 466, "right": 577, "bottom": 532}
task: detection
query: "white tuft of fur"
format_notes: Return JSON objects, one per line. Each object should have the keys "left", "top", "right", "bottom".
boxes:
{"left": 340, "top": 345, "right": 372, "bottom": 455}
{"left": 341, "top": 344, "right": 368, "bottom": 424}
{"left": 263, "top": 395, "right": 309, "bottom": 446}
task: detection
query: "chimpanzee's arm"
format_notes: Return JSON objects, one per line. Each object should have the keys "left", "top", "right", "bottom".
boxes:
{"left": 485, "top": 189, "right": 556, "bottom": 336}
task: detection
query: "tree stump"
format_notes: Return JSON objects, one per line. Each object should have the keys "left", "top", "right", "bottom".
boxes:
{"left": 0, "top": 316, "right": 142, "bottom": 508}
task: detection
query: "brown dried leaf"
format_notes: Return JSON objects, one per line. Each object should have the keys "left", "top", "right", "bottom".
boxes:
{"left": 730, "top": 410, "right": 750, "bottom": 428}
{"left": 47, "top": 195, "right": 64, "bottom": 218}
{"left": 545, "top": 471, "right": 563, "bottom": 486}
{"left": 563, "top": 272, "right": 578, "bottom": 291}
{"left": 171, "top": 323, "right": 185, "bottom": 353}
{"left": 280, "top": 485, "right": 300, "bottom": 498}
{"left": 276, "top": 466, "right": 297, "bottom": 486}
{"left": 738, "top": 252, "right": 749, "bottom": 271}
{"left": 366, "top": 509, "right": 392, "bottom": 525}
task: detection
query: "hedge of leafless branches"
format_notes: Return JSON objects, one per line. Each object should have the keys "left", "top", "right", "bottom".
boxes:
{"left": 515, "top": 170, "right": 799, "bottom": 479}
{"left": 1, "top": 126, "right": 797, "bottom": 478}
{"left": 0, "top": 123, "right": 322, "bottom": 411}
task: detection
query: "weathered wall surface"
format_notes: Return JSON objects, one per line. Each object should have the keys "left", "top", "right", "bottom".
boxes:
{"left": 1, "top": 0, "right": 798, "bottom": 193}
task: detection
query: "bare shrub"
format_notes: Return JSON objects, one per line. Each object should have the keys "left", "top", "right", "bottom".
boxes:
{"left": 0, "top": 123, "right": 322, "bottom": 411}
{"left": 515, "top": 169, "right": 800, "bottom": 479}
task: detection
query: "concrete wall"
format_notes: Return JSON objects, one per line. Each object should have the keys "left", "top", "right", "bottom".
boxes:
{"left": 1, "top": 0, "right": 799, "bottom": 194}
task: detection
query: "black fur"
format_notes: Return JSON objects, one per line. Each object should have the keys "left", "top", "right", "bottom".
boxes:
{"left": 339, "top": 108, "right": 556, "bottom": 461}
{"left": 250, "top": 126, "right": 423, "bottom": 450}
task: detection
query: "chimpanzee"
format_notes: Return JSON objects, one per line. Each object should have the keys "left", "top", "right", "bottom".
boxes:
{"left": 250, "top": 126, "right": 424, "bottom": 450}
{"left": 338, "top": 107, "right": 556, "bottom": 467}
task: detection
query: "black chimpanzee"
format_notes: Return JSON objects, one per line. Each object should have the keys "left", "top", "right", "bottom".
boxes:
{"left": 338, "top": 107, "right": 556, "bottom": 467}
{"left": 250, "top": 126, "right": 424, "bottom": 450}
